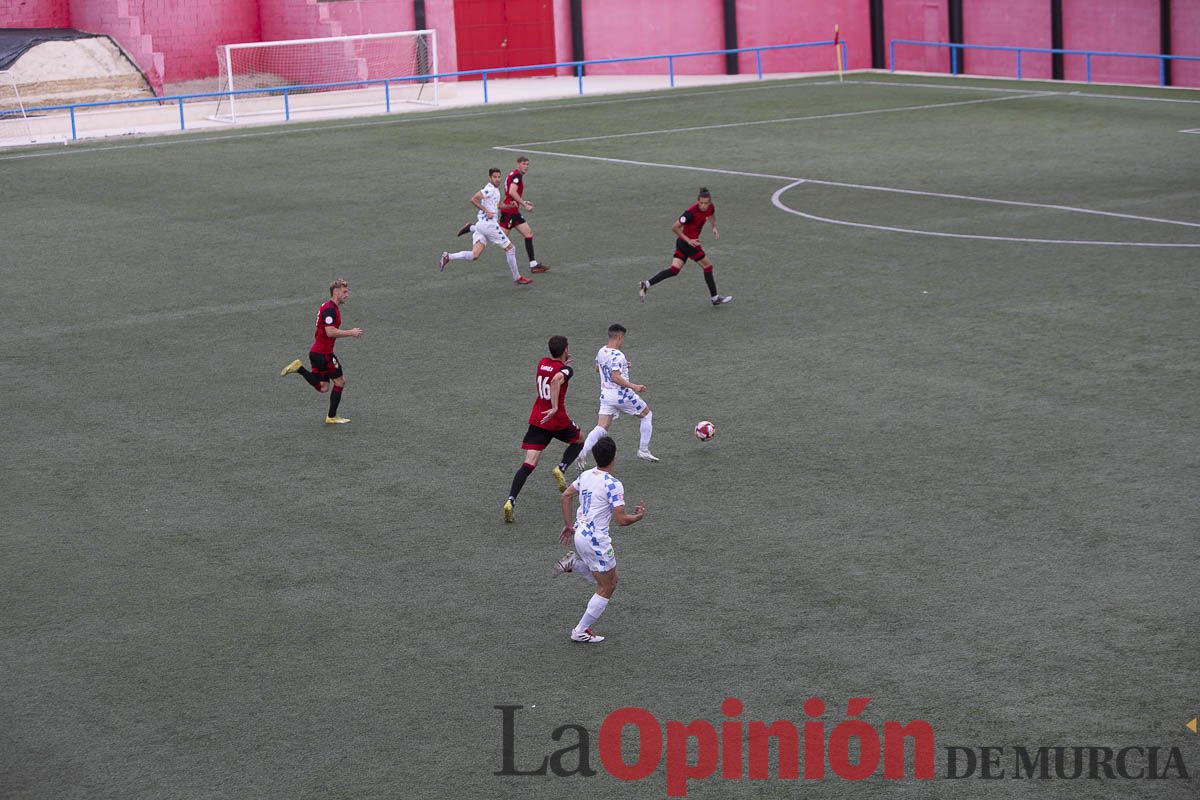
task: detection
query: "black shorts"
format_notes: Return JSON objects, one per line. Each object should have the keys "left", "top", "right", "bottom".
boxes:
{"left": 521, "top": 422, "right": 581, "bottom": 451}
{"left": 673, "top": 238, "right": 706, "bottom": 263}
{"left": 499, "top": 211, "right": 527, "bottom": 230}
{"left": 309, "top": 351, "right": 343, "bottom": 380}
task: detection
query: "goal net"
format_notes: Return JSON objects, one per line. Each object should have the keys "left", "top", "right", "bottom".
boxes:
{"left": 213, "top": 30, "right": 437, "bottom": 123}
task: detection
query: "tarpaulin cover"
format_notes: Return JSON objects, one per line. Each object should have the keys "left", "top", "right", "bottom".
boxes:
{"left": 0, "top": 29, "right": 94, "bottom": 71}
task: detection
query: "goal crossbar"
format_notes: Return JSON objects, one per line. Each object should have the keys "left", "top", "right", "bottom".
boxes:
{"left": 214, "top": 29, "right": 437, "bottom": 124}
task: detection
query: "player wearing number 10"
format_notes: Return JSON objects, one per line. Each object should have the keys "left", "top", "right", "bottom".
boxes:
{"left": 504, "top": 335, "right": 585, "bottom": 523}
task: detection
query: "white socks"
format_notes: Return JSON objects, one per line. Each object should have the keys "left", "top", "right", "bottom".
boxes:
{"left": 574, "top": 593, "right": 609, "bottom": 635}
{"left": 639, "top": 411, "right": 653, "bottom": 451}
{"left": 579, "top": 425, "right": 607, "bottom": 465}
{"left": 449, "top": 250, "right": 474, "bottom": 261}
{"left": 505, "top": 248, "right": 520, "bottom": 280}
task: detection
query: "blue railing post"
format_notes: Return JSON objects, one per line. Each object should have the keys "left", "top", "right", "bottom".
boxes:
{"left": 951, "top": 45, "right": 958, "bottom": 75}
{"left": 177, "top": 98, "right": 185, "bottom": 131}
{"left": 1016, "top": 48, "right": 1023, "bottom": 80}
{"left": 668, "top": 56, "right": 675, "bottom": 87}
{"left": 841, "top": 42, "right": 848, "bottom": 71}
{"left": 1085, "top": 53, "right": 1092, "bottom": 82}
{"left": 756, "top": 48, "right": 763, "bottom": 79}
{"left": 385, "top": 80, "right": 391, "bottom": 112}
{"left": 283, "top": 89, "right": 290, "bottom": 120}
{"left": 576, "top": 63, "right": 583, "bottom": 95}
{"left": 69, "top": 106, "right": 77, "bottom": 140}
{"left": 1160, "top": 56, "right": 1166, "bottom": 86}
{"left": 483, "top": 71, "right": 489, "bottom": 103}
{"left": 889, "top": 40, "right": 895, "bottom": 71}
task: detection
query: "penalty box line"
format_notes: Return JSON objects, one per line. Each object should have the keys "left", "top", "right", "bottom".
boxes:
{"left": 494, "top": 148, "right": 1200, "bottom": 247}
{"left": 500, "top": 91, "right": 1049, "bottom": 148}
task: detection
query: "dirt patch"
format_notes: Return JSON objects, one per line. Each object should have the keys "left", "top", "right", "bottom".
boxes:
{"left": 3, "top": 37, "right": 151, "bottom": 108}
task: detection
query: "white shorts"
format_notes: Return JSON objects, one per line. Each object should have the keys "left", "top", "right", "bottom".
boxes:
{"left": 573, "top": 525, "right": 616, "bottom": 574}
{"left": 472, "top": 218, "right": 511, "bottom": 249}
{"left": 598, "top": 387, "right": 647, "bottom": 418}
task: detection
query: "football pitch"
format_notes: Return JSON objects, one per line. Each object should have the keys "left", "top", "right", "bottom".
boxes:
{"left": 3, "top": 74, "right": 1198, "bottom": 799}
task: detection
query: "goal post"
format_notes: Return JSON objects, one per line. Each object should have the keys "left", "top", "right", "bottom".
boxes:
{"left": 214, "top": 30, "right": 438, "bottom": 123}
{"left": 0, "top": 70, "right": 34, "bottom": 142}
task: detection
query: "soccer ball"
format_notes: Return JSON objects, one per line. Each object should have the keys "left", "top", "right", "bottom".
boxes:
{"left": 694, "top": 421, "right": 716, "bottom": 441}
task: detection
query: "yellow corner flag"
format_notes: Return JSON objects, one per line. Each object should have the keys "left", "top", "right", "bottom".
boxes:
{"left": 1188, "top": 718, "right": 1198, "bottom": 734}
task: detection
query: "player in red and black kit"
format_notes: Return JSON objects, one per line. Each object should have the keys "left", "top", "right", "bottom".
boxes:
{"left": 280, "top": 278, "right": 364, "bottom": 424}
{"left": 504, "top": 335, "right": 584, "bottom": 523}
{"left": 457, "top": 156, "right": 549, "bottom": 273}
{"left": 638, "top": 187, "right": 733, "bottom": 306}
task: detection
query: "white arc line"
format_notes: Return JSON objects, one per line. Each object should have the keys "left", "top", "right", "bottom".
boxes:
{"left": 496, "top": 147, "right": 1200, "bottom": 247}
{"left": 771, "top": 180, "right": 1200, "bottom": 247}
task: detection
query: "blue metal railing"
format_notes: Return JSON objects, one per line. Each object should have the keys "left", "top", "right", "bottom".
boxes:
{"left": 889, "top": 39, "right": 1200, "bottom": 86}
{"left": 0, "top": 39, "right": 848, "bottom": 141}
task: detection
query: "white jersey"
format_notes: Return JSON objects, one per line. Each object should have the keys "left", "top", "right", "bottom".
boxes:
{"left": 572, "top": 467, "right": 626, "bottom": 543}
{"left": 595, "top": 345, "right": 646, "bottom": 417}
{"left": 477, "top": 182, "right": 502, "bottom": 223}
{"left": 595, "top": 346, "right": 629, "bottom": 393}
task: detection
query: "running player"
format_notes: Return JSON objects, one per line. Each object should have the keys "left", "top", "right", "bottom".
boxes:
{"left": 638, "top": 187, "right": 732, "bottom": 306}
{"left": 504, "top": 335, "right": 585, "bottom": 523}
{"left": 551, "top": 435, "right": 645, "bottom": 643}
{"left": 576, "top": 324, "right": 657, "bottom": 466}
{"left": 280, "top": 278, "right": 363, "bottom": 424}
{"left": 456, "top": 156, "right": 549, "bottom": 273}
{"left": 440, "top": 168, "right": 532, "bottom": 285}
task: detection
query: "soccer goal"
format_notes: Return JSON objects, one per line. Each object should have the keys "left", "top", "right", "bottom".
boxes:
{"left": 213, "top": 30, "right": 438, "bottom": 123}
{"left": 0, "top": 70, "right": 34, "bottom": 142}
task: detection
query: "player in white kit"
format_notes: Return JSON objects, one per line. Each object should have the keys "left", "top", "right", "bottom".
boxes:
{"left": 552, "top": 435, "right": 645, "bottom": 643}
{"left": 439, "top": 168, "right": 531, "bottom": 285}
{"left": 575, "top": 324, "right": 657, "bottom": 467}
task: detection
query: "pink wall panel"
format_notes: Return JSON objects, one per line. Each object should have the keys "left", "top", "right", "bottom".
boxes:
{"left": 884, "top": 0, "right": 949, "bottom": 72}
{"left": 580, "top": 0, "right": 725, "bottom": 75}
{"left": 68, "top": 0, "right": 164, "bottom": 93}
{"left": 1172, "top": 0, "right": 1200, "bottom": 88}
{"left": 424, "top": 0, "right": 458, "bottom": 75}
{"left": 734, "top": 0, "right": 870, "bottom": 74}
{"left": 141, "top": 0, "right": 261, "bottom": 83}
{"left": 323, "top": 0, "right": 415, "bottom": 35}
{"left": 963, "top": 0, "right": 1052, "bottom": 80}
{"left": 553, "top": 0, "right": 573, "bottom": 75}
{"left": 259, "top": 0, "right": 335, "bottom": 43}
{"left": 0, "top": 0, "right": 70, "bottom": 27}
{"left": 1061, "top": 0, "right": 1159, "bottom": 85}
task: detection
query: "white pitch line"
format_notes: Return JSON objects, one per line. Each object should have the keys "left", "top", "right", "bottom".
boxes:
{"left": 848, "top": 78, "right": 1200, "bottom": 105}
{"left": 500, "top": 147, "right": 1200, "bottom": 247}
{"left": 0, "top": 79, "right": 842, "bottom": 163}
{"left": 501, "top": 92, "right": 1045, "bottom": 147}
{"left": 494, "top": 146, "right": 802, "bottom": 181}
{"left": 771, "top": 180, "right": 1200, "bottom": 247}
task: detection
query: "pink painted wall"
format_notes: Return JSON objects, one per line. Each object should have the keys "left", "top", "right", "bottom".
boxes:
{"left": 579, "top": 0, "right": 726, "bottom": 75}
{"left": 963, "top": 0, "right": 1052, "bottom": 80}
{"left": 0, "top": 0, "right": 70, "bottom": 27}
{"left": 1174, "top": 0, "right": 1200, "bottom": 87}
{"left": 7, "top": 1, "right": 1196, "bottom": 93}
{"left": 735, "top": 0, "right": 870, "bottom": 73}
{"left": 885, "top": 0, "right": 950, "bottom": 73}
{"left": 249, "top": 0, "right": 441, "bottom": 86}
{"left": 68, "top": 0, "right": 165, "bottom": 93}
{"left": 553, "top": 0, "right": 573, "bottom": 75}
{"left": 1062, "top": 0, "right": 1160, "bottom": 85}
{"left": 141, "top": 0, "right": 260, "bottom": 83}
